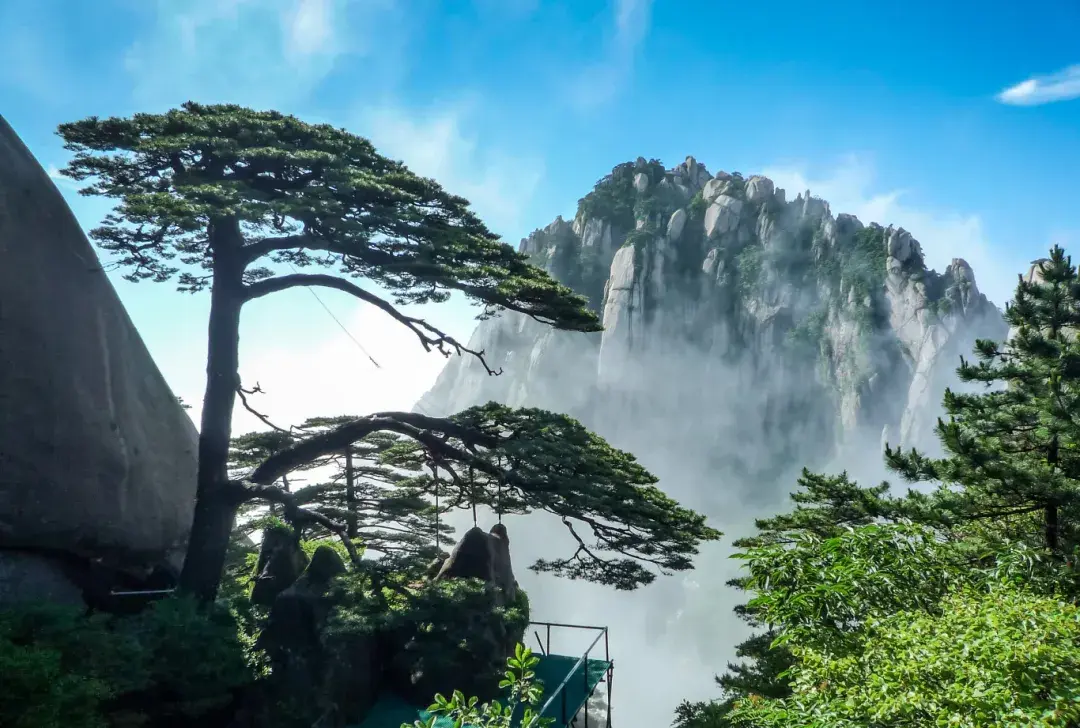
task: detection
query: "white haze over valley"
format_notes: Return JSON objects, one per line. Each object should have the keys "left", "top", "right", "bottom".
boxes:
{"left": 151, "top": 153, "right": 1024, "bottom": 728}
{"left": 15, "top": 0, "right": 1065, "bottom": 724}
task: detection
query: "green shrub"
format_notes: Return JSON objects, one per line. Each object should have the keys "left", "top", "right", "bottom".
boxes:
{"left": 0, "top": 604, "right": 135, "bottom": 728}
{"left": 115, "top": 596, "right": 254, "bottom": 722}
{"left": 0, "top": 597, "right": 256, "bottom": 728}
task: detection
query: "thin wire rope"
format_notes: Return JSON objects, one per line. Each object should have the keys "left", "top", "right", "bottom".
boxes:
{"left": 286, "top": 261, "right": 381, "bottom": 369}
{"left": 432, "top": 462, "right": 440, "bottom": 550}
{"left": 286, "top": 261, "right": 446, "bottom": 419}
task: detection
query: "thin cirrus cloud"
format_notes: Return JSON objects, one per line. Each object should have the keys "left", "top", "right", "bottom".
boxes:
{"left": 121, "top": 0, "right": 404, "bottom": 109}
{"left": 568, "top": 0, "right": 654, "bottom": 111}
{"left": 996, "top": 64, "right": 1080, "bottom": 106}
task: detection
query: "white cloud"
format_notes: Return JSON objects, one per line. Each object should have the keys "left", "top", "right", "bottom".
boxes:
{"left": 123, "top": 0, "right": 371, "bottom": 108}
{"left": 360, "top": 102, "right": 544, "bottom": 240}
{"left": 242, "top": 300, "right": 470, "bottom": 429}
{"left": 996, "top": 65, "right": 1080, "bottom": 106}
{"left": 46, "top": 165, "right": 80, "bottom": 191}
{"left": 568, "top": 0, "right": 654, "bottom": 111}
{"left": 283, "top": 0, "right": 335, "bottom": 59}
{"left": 613, "top": 0, "right": 652, "bottom": 51}
{"left": 762, "top": 154, "right": 1024, "bottom": 307}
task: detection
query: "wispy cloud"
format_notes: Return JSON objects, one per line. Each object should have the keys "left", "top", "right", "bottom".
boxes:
{"left": 178, "top": 294, "right": 472, "bottom": 434}
{"left": 763, "top": 154, "right": 1026, "bottom": 307}
{"left": 360, "top": 101, "right": 544, "bottom": 241}
{"left": 46, "top": 164, "right": 80, "bottom": 191}
{"left": 282, "top": 0, "right": 335, "bottom": 59}
{"left": 996, "top": 65, "right": 1080, "bottom": 106}
{"left": 123, "top": 0, "right": 388, "bottom": 109}
{"left": 568, "top": 0, "right": 654, "bottom": 111}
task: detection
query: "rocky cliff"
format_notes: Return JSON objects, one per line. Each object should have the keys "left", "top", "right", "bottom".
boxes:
{"left": 0, "top": 115, "right": 199, "bottom": 605}
{"left": 416, "top": 159, "right": 1010, "bottom": 726}
{"left": 418, "top": 156, "right": 1007, "bottom": 513}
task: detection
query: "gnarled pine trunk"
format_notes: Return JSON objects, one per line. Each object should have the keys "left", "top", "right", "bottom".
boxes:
{"left": 179, "top": 221, "right": 247, "bottom": 602}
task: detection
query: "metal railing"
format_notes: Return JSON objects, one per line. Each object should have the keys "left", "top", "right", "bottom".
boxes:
{"left": 525, "top": 621, "right": 613, "bottom": 728}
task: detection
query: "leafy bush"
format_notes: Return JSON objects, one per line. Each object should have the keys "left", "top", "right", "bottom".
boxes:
{"left": 0, "top": 604, "right": 135, "bottom": 728}
{"left": 737, "top": 522, "right": 964, "bottom": 651}
{"left": 577, "top": 158, "right": 669, "bottom": 231}
{"left": 730, "top": 585, "right": 1080, "bottom": 727}
{"left": 327, "top": 571, "right": 529, "bottom": 655}
{"left": 0, "top": 597, "right": 256, "bottom": 728}
{"left": 577, "top": 163, "right": 637, "bottom": 229}
{"left": 403, "top": 644, "right": 554, "bottom": 728}
{"left": 115, "top": 596, "right": 254, "bottom": 722}
{"left": 322, "top": 569, "right": 531, "bottom": 704}
{"left": 734, "top": 244, "right": 766, "bottom": 298}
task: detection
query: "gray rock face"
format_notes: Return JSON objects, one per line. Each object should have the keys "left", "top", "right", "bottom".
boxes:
{"left": 416, "top": 157, "right": 1008, "bottom": 724}
{"left": 704, "top": 196, "right": 743, "bottom": 238}
{"left": 667, "top": 208, "right": 688, "bottom": 242}
{"left": 0, "top": 115, "right": 198, "bottom": 595}
{"left": 417, "top": 156, "right": 1007, "bottom": 505}
{"left": 0, "top": 552, "right": 86, "bottom": 606}
{"left": 745, "top": 175, "right": 775, "bottom": 204}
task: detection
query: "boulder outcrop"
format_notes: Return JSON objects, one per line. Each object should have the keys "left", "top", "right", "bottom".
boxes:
{"left": 393, "top": 523, "right": 526, "bottom": 705}
{"left": 0, "top": 115, "right": 199, "bottom": 603}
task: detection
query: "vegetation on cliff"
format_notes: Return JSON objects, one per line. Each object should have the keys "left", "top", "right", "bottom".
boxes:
{"left": 0, "top": 106, "right": 723, "bottom": 727}
{"left": 677, "top": 246, "right": 1080, "bottom": 726}
{"left": 56, "top": 103, "right": 719, "bottom": 604}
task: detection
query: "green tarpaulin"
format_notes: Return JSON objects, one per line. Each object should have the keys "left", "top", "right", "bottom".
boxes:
{"left": 355, "top": 654, "right": 610, "bottom": 728}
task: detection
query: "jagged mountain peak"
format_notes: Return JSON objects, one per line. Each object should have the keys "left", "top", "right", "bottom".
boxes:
{"left": 422, "top": 155, "right": 1007, "bottom": 506}
{"left": 524, "top": 157, "right": 989, "bottom": 314}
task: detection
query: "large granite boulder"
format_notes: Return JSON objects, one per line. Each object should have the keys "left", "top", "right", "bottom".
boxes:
{"left": 0, "top": 115, "right": 198, "bottom": 603}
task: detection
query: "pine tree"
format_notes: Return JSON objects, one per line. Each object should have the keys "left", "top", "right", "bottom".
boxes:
{"left": 675, "top": 471, "right": 899, "bottom": 726}
{"left": 686, "top": 247, "right": 1080, "bottom": 726}
{"left": 886, "top": 246, "right": 1080, "bottom": 557}
{"left": 59, "top": 103, "right": 720, "bottom": 600}
{"left": 229, "top": 418, "right": 448, "bottom": 557}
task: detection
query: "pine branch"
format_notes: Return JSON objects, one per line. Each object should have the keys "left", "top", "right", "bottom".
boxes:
{"left": 244, "top": 273, "right": 502, "bottom": 375}
{"left": 227, "top": 479, "right": 362, "bottom": 565}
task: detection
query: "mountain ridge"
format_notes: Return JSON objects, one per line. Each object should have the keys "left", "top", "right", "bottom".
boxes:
{"left": 418, "top": 155, "right": 1006, "bottom": 499}
{"left": 415, "top": 155, "right": 1011, "bottom": 725}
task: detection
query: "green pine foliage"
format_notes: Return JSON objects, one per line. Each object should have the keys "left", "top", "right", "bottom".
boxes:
{"left": 886, "top": 245, "right": 1080, "bottom": 556}
{"left": 57, "top": 104, "right": 719, "bottom": 604}
{"left": 683, "top": 247, "right": 1080, "bottom": 727}
{"left": 727, "top": 531, "right": 1080, "bottom": 727}
{"left": 58, "top": 103, "right": 598, "bottom": 330}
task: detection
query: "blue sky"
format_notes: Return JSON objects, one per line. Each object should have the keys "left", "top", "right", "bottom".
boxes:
{"left": 3, "top": 0, "right": 1080, "bottom": 430}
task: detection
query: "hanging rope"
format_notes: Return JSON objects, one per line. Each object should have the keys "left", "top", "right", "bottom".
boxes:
{"left": 496, "top": 455, "right": 504, "bottom": 525}
{"left": 430, "top": 461, "right": 441, "bottom": 550}
{"left": 469, "top": 464, "right": 477, "bottom": 526}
